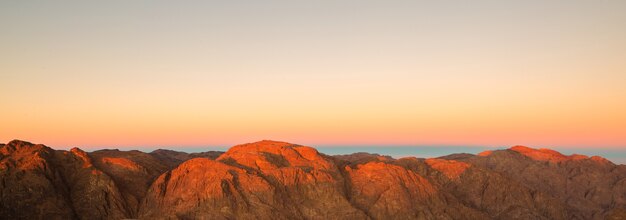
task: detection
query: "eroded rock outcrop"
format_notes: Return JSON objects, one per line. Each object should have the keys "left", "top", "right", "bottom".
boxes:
{"left": 149, "top": 149, "right": 223, "bottom": 169}
{"left": 140, "top": 158, "right": 282, "bottom": 219}
{"left": 0, "top": 140, "right": 128, "bottom": 220}
{"left": 140, "top": 140, "right": 368, "bottom": 219}
{"left": 1, "top": 140, "right": 625, "bottom": 220}
{"left": 89, "top": 149, "right": 172, "bottom": 217}
{"left": 458, "top": 146, "right": 626, "bottom": 219}
{"left": 345, "top": 161, "right": 455, "bottom": 219}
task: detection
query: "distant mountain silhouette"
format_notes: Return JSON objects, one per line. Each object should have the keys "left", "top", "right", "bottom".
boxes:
{"left": 1, "top": 139, "right": 625, "bottom": 219}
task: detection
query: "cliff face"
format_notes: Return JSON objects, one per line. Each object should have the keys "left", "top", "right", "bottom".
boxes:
{"left": 140, "top": 141, "right": 369, "bottom": 219}
{"left": 450, "top": 146, "right": 626, "bottom": 219}
{"left": 1, "top": 140, "right": 625, "bottom": 220}
{"left": 89, "top": 149, "right": 172, "bottom": 217}
{"left": 0, "top": 140, "right": 128, "bottom": 220}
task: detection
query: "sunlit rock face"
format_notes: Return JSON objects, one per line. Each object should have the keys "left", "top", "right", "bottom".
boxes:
{"left": 1, "top": 140, "right": 625, "bottom": 220}
{"left": 0, "top": 140, "right": 128, "bottom": 219}
{"left": 89, "top": 149, "right": 171, "bottom": 217}
{"left": 139, "top": 141, "right": 368, "bottom": 219}
{"left": 149, "top": 149, "right": 223, "bottom": 169}
{"left": 463, "top": 146, "right": 626, "bottom": 219}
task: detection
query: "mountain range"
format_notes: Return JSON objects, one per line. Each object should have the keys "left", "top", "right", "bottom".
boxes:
{"left": 1, "top": 139, "right": 625, "bottom": 220}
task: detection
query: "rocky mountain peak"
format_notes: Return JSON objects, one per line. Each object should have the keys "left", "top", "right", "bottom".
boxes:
{"left": 217, "top": 140, "right": 332, "bottom": 171}
{"left": 1, "top": 140, "right": 625, "bottom": 219}
{"left": 508, "top": 145, "right": 611, "bottom": 164}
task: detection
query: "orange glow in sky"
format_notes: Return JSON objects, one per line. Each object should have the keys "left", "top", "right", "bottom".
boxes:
{"left": 1, "top": 1, "right": 625, "bottom": 149}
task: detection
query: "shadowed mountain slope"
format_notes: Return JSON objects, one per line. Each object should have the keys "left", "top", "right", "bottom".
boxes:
{"left": 448, "top": 146, "right": 626, "bottom": 219}
{"left": 1, "top": 140, "right": 624, "bottom": 219}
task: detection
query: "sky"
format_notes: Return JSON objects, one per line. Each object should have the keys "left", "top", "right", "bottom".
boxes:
{"left": 1, "top": 1, "right": 625, "bottom": 150}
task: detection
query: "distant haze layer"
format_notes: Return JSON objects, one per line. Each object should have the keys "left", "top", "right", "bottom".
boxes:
{"left": 1, "top": 1, "right": 625, "bottom": 148}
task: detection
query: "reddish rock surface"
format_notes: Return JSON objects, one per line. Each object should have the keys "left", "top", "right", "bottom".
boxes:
{"left": 1, "top": 140, "right": 625, "bottom": 220}
{"left": 424, "top": 158, "right": 470, "bottom": 180}
{"left": 139, "top": 158, "right": 282, "bottom": 219}
{"left": 345, "top": 161, "right": 451, "bottom": 219}
{"left": 89, "top": 149, "right": 172, "bottom": 217}
{"left": 461, "top": 146, "right": 626, "bottom": 219}
{"left": 0, "top": 140, "right": 128, "bottom": 219}
{"left": 149, "top": 149, "right": 223, "bottom": 168}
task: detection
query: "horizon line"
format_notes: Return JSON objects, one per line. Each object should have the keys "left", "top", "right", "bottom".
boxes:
{"left": 3, "top": 138, "right": 626, "bottom": 151}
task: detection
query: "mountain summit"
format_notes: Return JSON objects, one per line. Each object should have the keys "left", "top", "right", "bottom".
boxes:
{"left": 1, "top": 140, "right": 625, "bottom": 219}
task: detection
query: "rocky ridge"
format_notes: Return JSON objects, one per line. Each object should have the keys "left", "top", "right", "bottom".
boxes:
{"left": 1, "top": 140, "right": 625, "bottom": 220}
